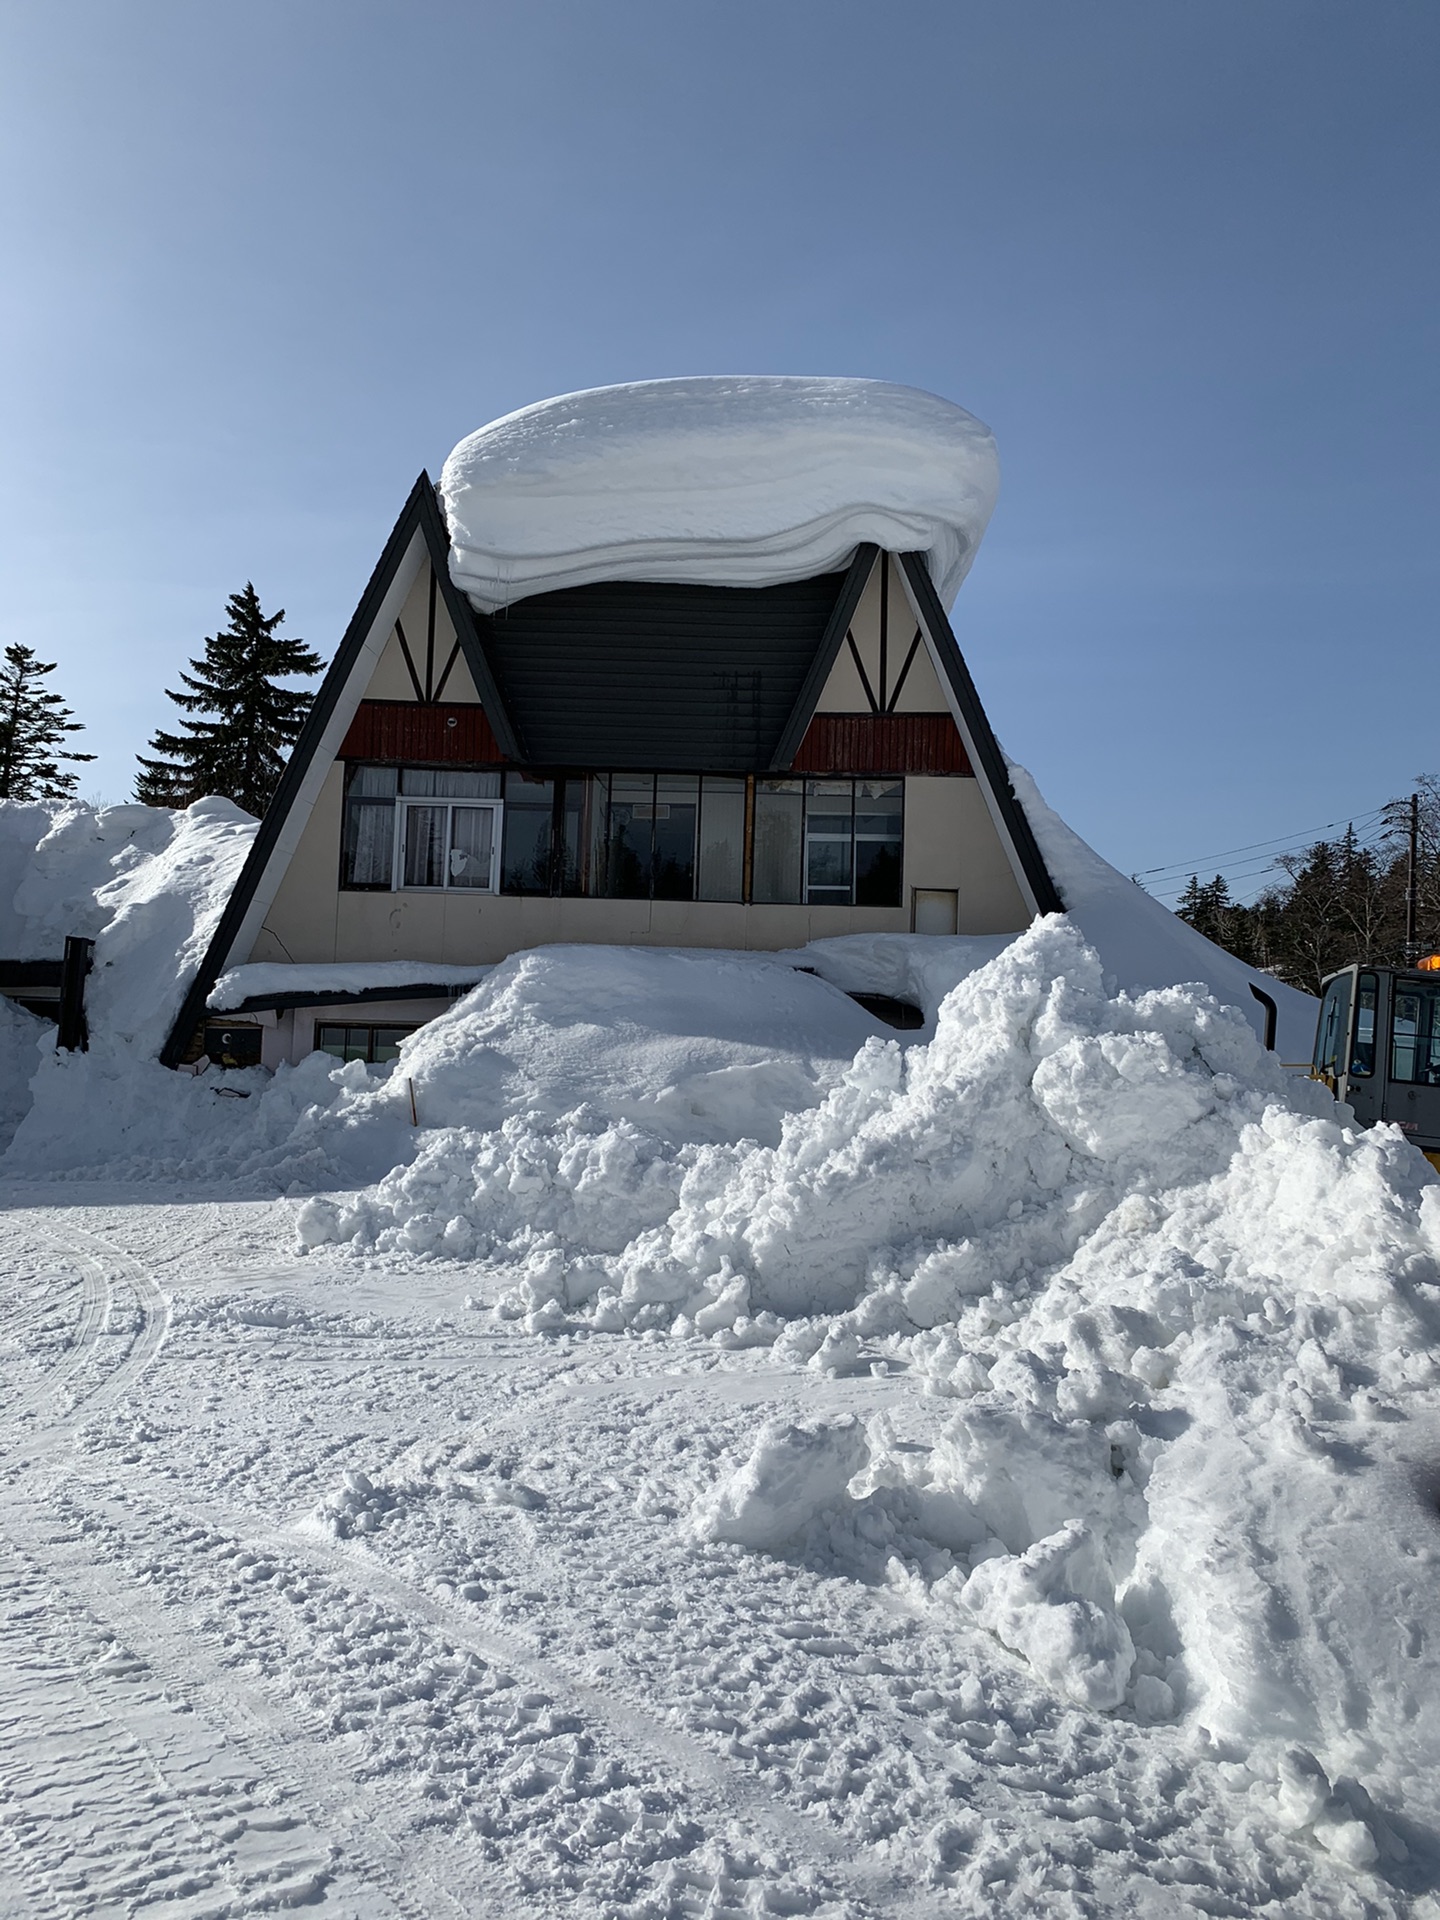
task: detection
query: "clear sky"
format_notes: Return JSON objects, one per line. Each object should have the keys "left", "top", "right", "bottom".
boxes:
{"left": 1, "top": 1, "right": 1436, "bottom": 903}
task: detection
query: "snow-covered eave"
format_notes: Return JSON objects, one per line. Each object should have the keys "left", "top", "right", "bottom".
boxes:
{"left": 210, "top": 961, "right": 494, "bottom": 1014}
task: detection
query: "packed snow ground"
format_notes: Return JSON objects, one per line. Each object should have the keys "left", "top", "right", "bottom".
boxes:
{"left": 9, "top": 791, "right": 1440, "bottom": 1916}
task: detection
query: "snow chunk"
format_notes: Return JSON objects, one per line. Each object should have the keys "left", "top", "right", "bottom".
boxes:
{"left": 691, "top": 1416, "right": 871, "bottom": 1553}
{"left": 440, "top": 377, "right": 998, "bottom": 612}
{"left": 960, "top": 1519, "right": 1135, "bottom": 1710}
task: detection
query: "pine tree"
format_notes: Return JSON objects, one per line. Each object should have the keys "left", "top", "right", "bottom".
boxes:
{"left": 0, "top": 643, "right": 96, "bottom": 801}
{"left": 135, "top": 584, "right": 323, "bottom": 817}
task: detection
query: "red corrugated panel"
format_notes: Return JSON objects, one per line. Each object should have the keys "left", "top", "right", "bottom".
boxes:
{"left": 789, "top": 713, "right": 971, "bottom": 776}
{"left": 339, "top": 701, "right": 505, "bottom": 764}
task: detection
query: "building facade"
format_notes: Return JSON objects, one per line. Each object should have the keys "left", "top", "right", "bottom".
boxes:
{"left": 164, "top": 476, "right": 1061, "bottom": 1069}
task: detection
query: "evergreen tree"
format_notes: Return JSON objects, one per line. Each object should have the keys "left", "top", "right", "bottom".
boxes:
{"left": 0, "top": 643, "right": 95, "bottom": 801}
{"left": 135, "top": 585, "right": 323, "bottom": 816}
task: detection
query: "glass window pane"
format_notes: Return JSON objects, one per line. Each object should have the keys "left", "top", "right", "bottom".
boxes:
{"left": 753, "top": 781, "right": 803, "bottom": 904}
{"left": 341, "top": 799, "right": 394, "bottom": 888}
{"left": 1391, "top": 981, "right": 1440, "bottom": 1084}
{"left": 370, "top": 1026, "right": 413, "bottom": 1064}
{"left": 855, "top": 835, "right": 903, "bottom": 908}
{"left": 583, "top": 775, "right": 610, "bottom": 897}
{"left": 604, "top": 774, "right": 654, "bottom": 898}
{"left": 1351, "top": 973, "right": 1377, "bottom": 1077}
{"left": 1315, "top": 976, "right": 1352, "bottom": 1073}
{"left": 348, "top": 765, "right": 398, "bottom": 797}
{"left": 315, "top": 1025, "right": 347, "bottom": 1060}
{"left": 343, "top": 1027, "right": 370, "bottom": 1063}
{"left": 448, "top": 806, "right": 495, "bottom": 888}
{"left": 402, "top": 804, "right": 447, "bottom": 887}
{"left": 433, "top": 769, "right": 501, "bottom": 799}
{"left": 697, "top": 778, "right": 745, "bottom": 902}
{"left": 400, "top": 768, "right": 437, "bottom": 796}
{"left": 503, "top": 810, "right": 554, "bottom": 893}
{"left": 653, "top": 775, "right": 698, "bottom": 901}
{"left": 560, "top": 778, "right": 586, "bottom": 894}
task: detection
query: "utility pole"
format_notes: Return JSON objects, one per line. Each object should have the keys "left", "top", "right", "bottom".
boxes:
{"left": 1406, "top": 791, "right": 1420, "bottom": 966}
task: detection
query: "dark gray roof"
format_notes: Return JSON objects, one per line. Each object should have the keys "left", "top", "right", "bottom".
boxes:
{"left": 480, "top": 571, "right": 851, "bottom": 771}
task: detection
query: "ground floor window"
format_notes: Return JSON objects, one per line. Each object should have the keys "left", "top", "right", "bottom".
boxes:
{"left": 203, "top": 1023, "right": 263, "bottom": 1069}
{"left": 314, "top": 1023, "right": 417, "bottom": 1064}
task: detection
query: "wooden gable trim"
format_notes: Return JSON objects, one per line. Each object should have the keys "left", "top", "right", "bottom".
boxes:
{"left": 790, "top": 712, "right": 972, "bottom": 776}
{"left": 897, "top": 551, "right": 1064, "bottom": 917}
{"left": 340, "top": 700, "right": 505, "bottom": 765}
{"left": 767, "top": 544, "right": 878, "bottom": 770}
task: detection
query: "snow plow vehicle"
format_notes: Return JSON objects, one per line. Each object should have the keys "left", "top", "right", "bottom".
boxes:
{"left": 1313, "top": 963, "right": 1440, "bottom": 1170}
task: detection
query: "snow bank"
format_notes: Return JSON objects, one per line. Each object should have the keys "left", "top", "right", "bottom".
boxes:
{"left": 300, "top": 919, "right": 1440, "bottom": 1846}
{"left": 0, "top": 797, "right": 257, "bottom": 1150}
{"left": 0, "top": 796, "right": 256, "bottom": 1052}
{"left": 440, "top": 377, "right": 998, "bottom": 612}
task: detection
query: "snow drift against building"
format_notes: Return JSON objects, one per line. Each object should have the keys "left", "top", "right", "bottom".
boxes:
{"left": 440, "top": 377, "right": 999, "bottom": 612}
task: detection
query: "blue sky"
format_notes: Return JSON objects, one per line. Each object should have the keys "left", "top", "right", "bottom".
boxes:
{"left": 1, "top": 1, "right": 1436, "bottom": 903}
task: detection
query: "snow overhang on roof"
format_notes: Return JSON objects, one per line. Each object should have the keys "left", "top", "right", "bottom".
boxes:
{"left": 439, "top": 376, "right": 999, "bottom": 613}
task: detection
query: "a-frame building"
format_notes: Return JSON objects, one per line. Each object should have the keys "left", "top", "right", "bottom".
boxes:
{"left": 162, "top": 474, "right": 1061, "bottom": 1069}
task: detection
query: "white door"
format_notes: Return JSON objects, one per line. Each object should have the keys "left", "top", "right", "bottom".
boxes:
{"left": 913, "top": 888, "right": 959, "bottom": 935}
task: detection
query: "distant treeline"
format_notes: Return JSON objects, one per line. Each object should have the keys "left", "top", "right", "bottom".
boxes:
{"left": 1173, "top": 781, "right": 1440, "bottom": 994}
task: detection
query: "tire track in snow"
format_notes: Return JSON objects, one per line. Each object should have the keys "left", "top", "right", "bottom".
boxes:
{"left": 2, "top": 1500, "right": 489, "bottom": 1920}
{"left": 0, "top": 1530, "right": 362, "bottom": 1920}
{"left": 81, "top": 1472, "right": 959, "bottom": 1919}
{"left": 0, "top": 1215, "right": 169, "bottom": 1454}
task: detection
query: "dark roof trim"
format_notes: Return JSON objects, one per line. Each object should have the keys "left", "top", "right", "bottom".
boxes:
{"left": 767, "top": 544, "right": 878, "bottom": 770}
{"left": 898, "top": 551, "right": 1065, "bottom": 917}
{"left": 0, "top": 959, "right": 65, "bottom": 989}
{"left": 218, "top": 982, "right": 480, "bottom": 1015}
{"left": 160, "top": 472, "right": 507, "bottom": 1067}
{"left": 415, "top": 483, "right": 524, "bottom": 760}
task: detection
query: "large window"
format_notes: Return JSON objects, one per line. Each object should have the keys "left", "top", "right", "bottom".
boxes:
{"left": 343, "top": 764, "right": 904, "bottom": 908}
{"left": 342, "top": 767, "right": 502, "bottom": 892}
{"left": 755, "top": 779, "right": 903, "bottom": 908}
{"left": 499, "top": 772, "right": 746, "bottom": 903}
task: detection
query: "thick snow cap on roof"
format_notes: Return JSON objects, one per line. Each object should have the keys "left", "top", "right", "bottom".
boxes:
{"left": 440, "top": 376, "right": 999, "bottom": 613}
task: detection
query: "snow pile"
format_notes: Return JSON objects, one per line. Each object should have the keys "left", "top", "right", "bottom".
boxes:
{"left": 0, "top": 797, "right": 257, "bottom": 1151}
{"left": 440, "top": 377, "right": 998, "bottom": 612}
{"left": 1013, "top": 764, "right": 1318, "bottom": 1060}
{"left": 300, "top": 920, "right": 1440, "bottom": 1847}
{"left": 0, "top": 797, "right": 256, "bottom": 1053}
{"left": 0, "top": 997, "right": 45, "bottom": 1151}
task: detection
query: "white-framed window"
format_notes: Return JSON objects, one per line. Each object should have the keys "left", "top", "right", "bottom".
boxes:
{"left": 341, "top": 766, "right": 502, "bottom": 892}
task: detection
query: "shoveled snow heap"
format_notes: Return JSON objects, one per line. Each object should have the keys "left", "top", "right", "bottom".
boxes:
{"left": 0, "top": 796, "right": 256, "bottom": 1054}
{"left": 440, "top": 377, "right": 999, "bottom": 612}
{"left": 300, "top": 919, "right": 1440, "bottom": 1863}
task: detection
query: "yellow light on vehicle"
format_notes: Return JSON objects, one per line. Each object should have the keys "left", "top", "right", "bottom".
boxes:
{"left": 1417, "top": 954, "right": 1440, "bottom": 971}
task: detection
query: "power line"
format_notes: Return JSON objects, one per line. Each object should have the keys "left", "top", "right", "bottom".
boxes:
{"left": 1147, "top": 823, "right": 1399, "bottom": 903}
{"left": 1135, "top": 803, "right": 1392, "bottom": 880}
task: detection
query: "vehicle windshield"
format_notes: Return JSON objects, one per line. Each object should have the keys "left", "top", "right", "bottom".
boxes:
{"left": 1390, "top": 979, "right": 1440, "bottom": 1085}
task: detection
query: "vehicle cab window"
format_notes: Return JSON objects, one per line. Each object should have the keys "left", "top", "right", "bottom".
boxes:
{"left": 1390, "top": 980, "right": 1440, "bottom": 1085}
{"left": 1350, "top": 972, "right": 1378, "bottom": 1077}
{"left": 1313, "top": 974, "right": 1352, "bottom": 1079}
